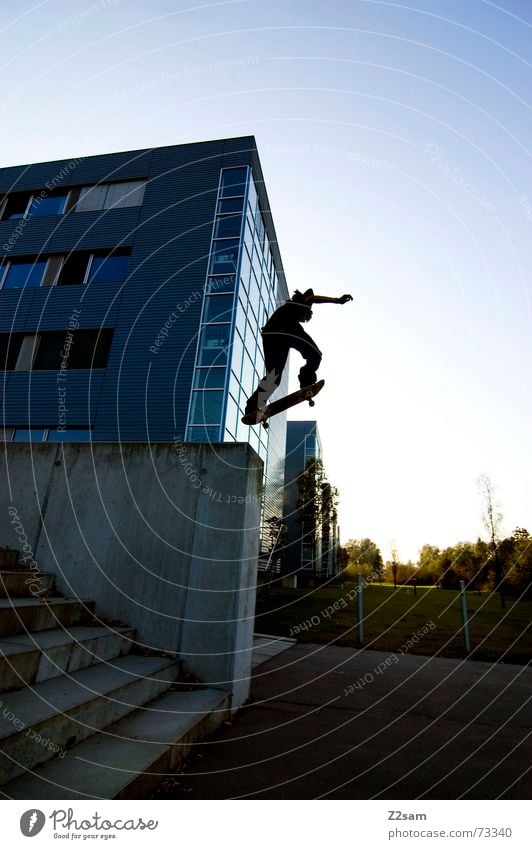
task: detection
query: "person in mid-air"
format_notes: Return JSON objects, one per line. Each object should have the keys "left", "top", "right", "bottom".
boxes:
{"left": 244, "top": 288, "right": 353, "bottom": 420}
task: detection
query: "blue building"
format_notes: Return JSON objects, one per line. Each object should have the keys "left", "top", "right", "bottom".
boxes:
{"left": 283, "top": 421, "right": 340, "bottom": 585}
{"left": 0, "top": 137, "right": 289, "bottom": 525}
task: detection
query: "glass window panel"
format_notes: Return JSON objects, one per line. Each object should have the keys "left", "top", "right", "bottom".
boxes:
{"left": 197, "top": 325, "right": 230, "bottom": 366}
{"left": 1, "top": 192, "right": 31, "bottom": 220}
{"left": 248, "top": 272, "right": 261, "bottom": 322}
{"left": 27, "top": 194, "right": 67, "bottom": 217}
{"left": 244, "top": 221, "right": 254, "bottom": 251}
{"left": 190, "top": 391, "right": 224, "bottom": 426}
{"left": 0, "top": 333, "right": 24, "bottom": 370}
{"left": 214, "top": 214, "right": 242, "bottom": 239}
{"left": 247, "top": 178, "right": 258, "bottom": 216}
{"left": 220, "top": 167, "right": 248, "bottom": 197}
{"left": 75, "top": 184, "right": 108, "bottom": 212}
{"left": 12, "top": 429, "right": 46, "bottom": 442}
{"left": 203, "top": 294, "right": 234, "bottom": 324}
{"left": 209, "top": 240, "right": 240, "bottom": 275}
{"left": 33, "top": 329, "right": 113, "bottom": 370}
{"left": 255, "top": 207, "right": 265, "bottom": 247}
{"left": 87, "top": 253, "right": 130, "bottom": 284}
{"left": 2, "top": 260, "right": 47, "bottom": 289}
{"left": 186, "top": 425, "right": 220, "bottom": 443}
{"left": 230, "top": 328, "right": 244, "bottom": 378}
{"left": 229, "top": 369, "right": 241, "bottom": 402}
{"left": 47, "top": 429, "right": 91, "bottom": 442}
{"left": 56, "top": 252, "right": 91, "bottom": 286}
{"left": 241, "top": 351, "right": 255, "bottom": 395}
{"left": 105, "top": 181, "right": 146, "bottom": 209}
{"left": 224, "top": 394, "right": 239, "bottom": 435}
{"left": 235, "top": 299, "right": 246, "bottom": 340}
{"left": 193, "top": 367, "right": 226, "bottom": 389}
{"left": 206, "top": 275, "right": 235, "bottom": 294}
{"left": 240, "top": 246, "right": 251, "bottom": 291}
{"left": 217, "top": 197, "right": 244, "bottom": 215}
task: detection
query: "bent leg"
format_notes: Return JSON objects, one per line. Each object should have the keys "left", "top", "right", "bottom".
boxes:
{"left": 290, "top": 327, "right": 322, "bottom": 387}
{"left": 245, "top": 332, "right": 290, "bottom": 412}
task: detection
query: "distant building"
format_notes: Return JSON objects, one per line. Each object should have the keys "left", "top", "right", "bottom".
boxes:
{"left": 282, "top": 421, "right": 340, "bottom": 585}
{"left": 0, "top": 137, "right": 289, "bottom": 529}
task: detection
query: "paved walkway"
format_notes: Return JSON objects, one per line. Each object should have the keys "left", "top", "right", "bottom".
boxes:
{"left": 154, "top": 642, "right": 531, "bottom": 800}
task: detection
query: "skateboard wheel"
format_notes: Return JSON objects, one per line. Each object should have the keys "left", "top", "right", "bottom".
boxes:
{"left": 308, "top": 399, "right": 315, "bottom": 407}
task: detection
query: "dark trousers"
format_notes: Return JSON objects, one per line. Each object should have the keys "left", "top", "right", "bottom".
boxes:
{"left": 246, "top": 325, "right": 322, "bottom": 410}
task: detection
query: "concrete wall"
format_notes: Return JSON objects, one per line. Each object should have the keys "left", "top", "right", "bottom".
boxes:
{"left": 0, "top": 441, "right": 263, "bottom": 708}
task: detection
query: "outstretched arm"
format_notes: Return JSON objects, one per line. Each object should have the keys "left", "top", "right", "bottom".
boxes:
{"left": 307, "top": 294, "right": 353, "bottom": 305}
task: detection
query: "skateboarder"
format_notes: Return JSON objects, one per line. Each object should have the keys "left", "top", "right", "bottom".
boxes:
{"left": 244, "top": 288, "right": 353, "bottom": 417}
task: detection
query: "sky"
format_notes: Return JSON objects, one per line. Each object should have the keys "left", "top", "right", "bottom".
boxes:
{"left": 2, "top": 0, "right": 531, "bottom": 562}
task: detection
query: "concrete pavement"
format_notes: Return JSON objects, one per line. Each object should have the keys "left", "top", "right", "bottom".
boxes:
{"left": 152, "top": 642, "right": 531, "bottom": 799}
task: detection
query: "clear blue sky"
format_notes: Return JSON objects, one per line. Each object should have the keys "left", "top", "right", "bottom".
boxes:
{"left": 2, "top": 0, "right": 531, "bottom": 561}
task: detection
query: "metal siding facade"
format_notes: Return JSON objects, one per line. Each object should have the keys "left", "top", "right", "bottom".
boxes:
{"left": 0, "top": 139, "right": 257, "bottom": 441}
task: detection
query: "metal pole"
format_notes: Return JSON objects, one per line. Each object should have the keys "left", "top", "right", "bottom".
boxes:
{"left": 459, "top": 580, "right": 470, "bottom": 653}
{"left": 357, "top": 572, "right": 364, "bottom": 645}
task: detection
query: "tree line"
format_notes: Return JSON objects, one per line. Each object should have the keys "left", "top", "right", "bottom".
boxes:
{"left": 341, "top": 529, "right": 532, "bottom": 597}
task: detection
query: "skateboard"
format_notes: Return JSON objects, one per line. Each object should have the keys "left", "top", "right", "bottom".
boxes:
{"left": 242, "top": 380, "right": 325, "bottom": 429}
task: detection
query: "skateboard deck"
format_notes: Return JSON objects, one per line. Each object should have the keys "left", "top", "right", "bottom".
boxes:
{"left": 242, "top": 380, "right": 325, "bottom": 428}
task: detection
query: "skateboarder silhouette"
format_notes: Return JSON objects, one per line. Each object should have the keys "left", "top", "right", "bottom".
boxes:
{"left": 244, "top": 288, "right": 353, "bottom": 419}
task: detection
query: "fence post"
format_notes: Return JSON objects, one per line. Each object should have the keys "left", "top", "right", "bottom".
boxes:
{"left": 459, "top": 580, "right": 471, "bottom": 653}
{"left": 357, "top": 572, "right": 364, "bottom": 645}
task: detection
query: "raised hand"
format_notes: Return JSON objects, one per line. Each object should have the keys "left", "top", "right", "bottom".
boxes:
{"left": 338, "top": 294, "right": 353, "bottom": 304}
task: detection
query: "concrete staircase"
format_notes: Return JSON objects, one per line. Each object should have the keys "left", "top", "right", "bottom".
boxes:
{"left": 0, "top": 570, "right": 230, "bottom": 799}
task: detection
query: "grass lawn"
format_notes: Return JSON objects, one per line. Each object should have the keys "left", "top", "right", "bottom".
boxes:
{"left": 255, "top": 582, "right": 532, "bottom": 664}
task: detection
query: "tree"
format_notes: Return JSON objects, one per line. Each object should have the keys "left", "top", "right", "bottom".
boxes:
{"left": 477, "top": 474, "right": 505, "bottom": 606}
{"left": 343, "top": 538, "right": 384, "bottom": 581}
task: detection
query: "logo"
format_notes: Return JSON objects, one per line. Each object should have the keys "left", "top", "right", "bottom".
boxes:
{"left": 20, "top": 810, "right": 46, "bottom": 837}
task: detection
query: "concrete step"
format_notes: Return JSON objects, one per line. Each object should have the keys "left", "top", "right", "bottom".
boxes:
{"left": 0, "top": 625, "right": 135, "bottom": 694}
{"left": 0, "top": 571, "right": 55, "bottom": 598}
{"left": 0, "top": 597, "right": 96, "bottom": 638}
{"left": 1, "top": 688, "right": 230, "bottom": 799}
{"left": 0, "top": 654, "right": 180, "bottom": 786}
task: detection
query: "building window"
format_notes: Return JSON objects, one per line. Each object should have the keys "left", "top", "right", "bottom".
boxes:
{"left": 73, "top": 180, "right": 146, "bottom": 212}
{"left": 0, "top": 333, "right": 25, "bottom": 370}
{"left": 0, "top": 258, "right": 47, "bottom": 289}
{"left": 0, "top": 249, "right": 131, "bottom": 290}
{"left": 26, "top": 329, "right": 114, "bottom": 371}
{"left": 197, "top": 325, "right": 230, "bottom": 367}
{"left": 219, "top": 168, "right": 248, "bottom": 198}
{"left": 193, "top": 367, "right": 226, "bottom": 389}
{"left": 203, "top": 294, "right": 235, "bottom": 324}
{"left": 189, "top": 391, "right": 224, "bottom": 426}
{"left": 47, "top": 428, "right": 91, "bottom": 441}
{"left": 12, "top": 429, "right": 47, "bottom": 442}
{"left": 27, "top": 193, "right": 68, "bottom": 217}
{"left": 0, "top": 191, "right": 69, "bottom": 220}
{"left": 206, "top": 275, "right": 235, "bottom": 294}
{"left": 86, "top": 250, "right": 130, "bottom": 284}
{"left": 209, "top": 240, "right": 240, "bottom": 275}
{"left": 213, "top": 214, "right": 242, "bottom": 239}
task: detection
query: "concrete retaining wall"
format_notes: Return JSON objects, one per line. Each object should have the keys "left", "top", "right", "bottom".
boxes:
{"left": 0, "top": 442, "right": 263, "bottom": 708}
